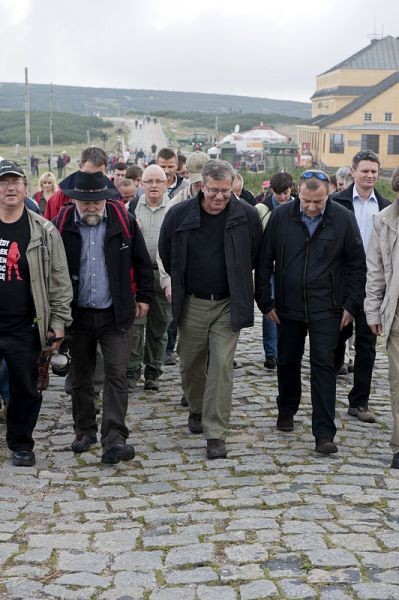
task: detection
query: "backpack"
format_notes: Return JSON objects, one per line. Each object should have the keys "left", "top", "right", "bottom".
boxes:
{"left": 55, "top": 201, "right": 137, "bottom": 294}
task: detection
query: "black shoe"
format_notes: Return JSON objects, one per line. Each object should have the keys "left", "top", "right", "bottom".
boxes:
{"left": 348, "top": 406, "right": 376, "bottom": 423}
{"left": 163, "top": 352, "right": 177, "bottom": 366}
{"left": 188, "top": 412, "right": 203, "bottom": 434}
{"left": 391, "top": 452, "right": 399, "bottom": 469}
{"left": 71, "top": 434, "right": 97, "bottom": 453}
{"left": 264, "top": 355, "right": 277, "bottom": 369}
{"left": 207, "top": 439, "right": 227, "bottom": 460}
{"left": 337, "top": 364, "right": 348, "bottom": 376}
{"left": 11, "top": 450, "right": 36, "bottom": 467}
{"left": 180, "top": 395, "right": 188, "bottom": 407}
{"left": 276, "top": 413, "right": 294, "bottom": 432}
{"left": 144, "top": 374, "right": 159, "bottom": 390}
{"left": 315, "top": 437, "right": 338, "bottom": 454}
{"left": 101, "top": 444, "right": 135, "bottom": 464}
{"left": 233, "top": 359, "right": 239, "bottom": 369}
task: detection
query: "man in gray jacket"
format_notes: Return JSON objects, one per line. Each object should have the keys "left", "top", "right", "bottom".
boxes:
{"left": 0, "top": 160, "right": 72, "bottom": 467}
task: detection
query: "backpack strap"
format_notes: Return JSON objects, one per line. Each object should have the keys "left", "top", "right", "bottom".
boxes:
{"left": 108, "top": 201, "right": 132, "bottom": 239}
{"left": 55, "top": 204, "right": 74, "bottom": 236}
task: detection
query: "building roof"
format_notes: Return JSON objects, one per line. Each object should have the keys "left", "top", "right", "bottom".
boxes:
{"left": 308, "top": 71, "right": 399, "bottom": 128}
{"left": 311, "top": 86, "right": 370, "bottom": 99}
{"left": 321, "top": 35, "right": 399, "bottom": 75}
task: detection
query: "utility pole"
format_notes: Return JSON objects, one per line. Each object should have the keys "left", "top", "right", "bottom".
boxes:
{"left": 24, "top": 67, "right": 31, "bottom": 191}
{"left": 49, "top": 82, "right": 54, "bottom": 172}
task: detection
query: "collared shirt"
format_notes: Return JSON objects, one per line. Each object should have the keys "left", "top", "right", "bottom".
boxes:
{"left": 301, "top": 211, "right": 323, "bottom": 237}
{"left": 352, "top": 185, "right": 379, "bottom": 250}
{"left": 75, "top": 209, "right": 112, "bottom": 308}
{"left": 135, "top": 193, "right": 170, "bottom": 263}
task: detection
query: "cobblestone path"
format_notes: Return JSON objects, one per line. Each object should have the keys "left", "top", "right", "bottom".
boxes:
{"left": 0, "top": 314, "right": 398, "bottom": 599}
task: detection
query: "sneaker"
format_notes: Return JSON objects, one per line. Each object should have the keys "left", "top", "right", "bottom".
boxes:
{"left": 163, "top": 352, "right": 177, "bottom": 366}
{"left": 276, "top": 413, "right": 294, "bottom": 432}
{"left": 207, "top": 439, "right": 227, "bottom": 460}
{"left": 188, "top": 412, "right": 203, "bottom": 434}
{"left": 71, "top": 434, "right": 97, "bottom": 453}
{"left": 11, "top": 450, "right": 36, "bottom": 467}
{"left": 264, "top": 355, "right": 277, "bottom": 369}
{"left": 180, "top": 395, "right": 188, "bottom": 407}
{"left": 348, "top": 406, "right": 376, "bottom": 423}
{"left": 144, "top": 375, "right": 159, "bottom": 391}
{"left": 101, "top": 444, "right": 135, "bottom": 464}
{"left": 391, "top": 452, "right": 399, "bottom": 469}
{"left": 315, "top": 437, "right": 338, "bottom": 454}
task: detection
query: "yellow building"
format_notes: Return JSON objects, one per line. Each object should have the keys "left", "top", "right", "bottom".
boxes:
{"left": 297, "top": 35, "right": 399, "bottom": 169}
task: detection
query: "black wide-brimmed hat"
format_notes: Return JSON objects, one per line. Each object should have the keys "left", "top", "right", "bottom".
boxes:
{"left": 64, "top": 171, "right": 115, "bottom": 201}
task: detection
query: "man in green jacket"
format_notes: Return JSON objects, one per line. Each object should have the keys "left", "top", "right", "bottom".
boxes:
{"left": 0, "top": 160, "right": 72, "bottom": 467}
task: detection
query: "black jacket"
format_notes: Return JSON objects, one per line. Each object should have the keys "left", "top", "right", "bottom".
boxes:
{"left": 332, "top": 183, "right": 390, "bottom": 212}
{"left": 255, "top": 197, "right": 366, "bottom": 322}
{"left": 56, "top": 203, "right": 153, "bottom": 333}
{"left": 159, "top": 192, "right": 263, "bottom": 331}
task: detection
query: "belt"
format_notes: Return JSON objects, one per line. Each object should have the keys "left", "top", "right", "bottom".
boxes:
{"left": 188, "top": 292, "right": 230, "bottom": 301}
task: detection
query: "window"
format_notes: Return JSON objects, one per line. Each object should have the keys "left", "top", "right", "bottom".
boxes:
{"left": 361, "top": 135, "right": 379, "bottom": 154}
{"left": 330, "top": 133, "right": 344, "bottom": 154}
{"left": 364, "top": 113, "right": 372, "bottom": 122}
{"left": 385, "top": 112, "right": 393, "bottom": 122}
{"left": 388, "top": 135, "right": 399, "bottom": 154}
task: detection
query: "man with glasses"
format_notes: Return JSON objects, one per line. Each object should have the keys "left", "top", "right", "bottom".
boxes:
{"left": 159, "top": 160, "right": 263, "bottom": 459}
{"left": 0, "top": 160, "right": 72, "bottom": 467}
{"left": 255, "top": 170, "right": 366, "bottom": 454}
{"left": 127, "top": 164, "right": 172, "bottom": 392}
{"left": 333, "top": 150, "right": 390, "bottom": 423}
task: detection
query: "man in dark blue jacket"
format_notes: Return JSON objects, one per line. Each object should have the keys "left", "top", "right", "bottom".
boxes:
{"left": 255, "top": 170, "right": 366, "bottom": 454}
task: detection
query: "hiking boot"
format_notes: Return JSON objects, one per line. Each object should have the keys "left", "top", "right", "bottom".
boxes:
{"left": 315, "top": 437, "right": 338, "bottom": 454}
{"left": 163, "top": 352, "right": 177, "bottom": 366}
{"left": 264, "top": 355, "right": 277, "bottom": 369}
{"left": 276, "top": 413, "right": 294, "bottom": 432}
{"left": 348, "top": 406, "right": 376, "bottom": 423}
{"left": 101, "top": 444, "right": 135, "bottom": 464}
{"left": 144, "top": 374, "right": 159, "bottom": 391}
{"left": 71, "top": 434, "right": 97, "bottom": 453}
{"left": 11, "top": 450, "right": 36, "bottom": 467}
{"left": 188, "top": 412, "right": 203, "bottom": 434}
{"left": 207, "top": 439, "right": 227, "bottom": 460}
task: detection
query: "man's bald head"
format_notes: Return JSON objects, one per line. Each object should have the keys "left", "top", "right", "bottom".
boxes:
{"left": 141, "top": 164, "right": 167, "bottom": 205}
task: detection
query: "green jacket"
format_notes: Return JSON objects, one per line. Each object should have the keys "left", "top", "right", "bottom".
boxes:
{"left": 26, "top": 209, "right": 73, "bottom": 349}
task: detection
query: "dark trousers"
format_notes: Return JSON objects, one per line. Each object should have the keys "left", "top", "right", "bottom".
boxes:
{"left": 69, "top": 307, "right": 133, "bottom": 452}
{"left": 335, "top": 309, "right": 376, "bottom": 408}
{"left": 0, "top": 327, "right": 42, "bottom": 451}
{"left": 277, "top": 316, "right": 341, "bottom": 439}
{"left": 166, "top": 321, "right": 177, "bottom": 354}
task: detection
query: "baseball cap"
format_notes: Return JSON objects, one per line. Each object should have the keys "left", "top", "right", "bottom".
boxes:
{"left": 0, "top": 160, "right": 25, "bottom": 178}
{"left": 186, "top": 151, "right": 210, "bottom": 184}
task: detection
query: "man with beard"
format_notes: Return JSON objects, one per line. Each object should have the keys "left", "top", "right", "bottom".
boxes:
{"left": 55, "top": 171, "right": 153, "bottom": 464}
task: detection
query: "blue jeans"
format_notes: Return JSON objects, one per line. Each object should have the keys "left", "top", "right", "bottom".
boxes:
{"left": 262, "top": 316, "right": 277, "bottom": 358}
{"left": 0, "top": 360, "right": 10, "bottom": 406}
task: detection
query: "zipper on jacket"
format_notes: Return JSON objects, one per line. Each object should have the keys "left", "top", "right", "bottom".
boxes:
{"left": 330, "top": 270, "right": 337, "bottom": 307}
{"left": 303, "top": 239, "right": 310, "bottom": 322}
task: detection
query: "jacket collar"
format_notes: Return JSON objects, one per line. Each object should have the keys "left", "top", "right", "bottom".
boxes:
{"left": 290, "top": 196, "right": 334, "bottom": 225}
{"left": 381, "top": 199, "right": 399, "bottom": 231}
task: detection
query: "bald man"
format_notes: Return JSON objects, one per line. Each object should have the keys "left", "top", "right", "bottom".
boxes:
{"left": 127, "top": 165, "right": 172, "bottom": 391}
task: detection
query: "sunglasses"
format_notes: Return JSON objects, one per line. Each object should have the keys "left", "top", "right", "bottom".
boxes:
{"left": 301, "top": 171, "right": 330, "bottom": 183}
{"left": 353, "top": 150, "right": 379, "bottom": 162}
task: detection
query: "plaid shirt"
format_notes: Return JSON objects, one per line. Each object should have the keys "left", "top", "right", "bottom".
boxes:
{"left": 135, "top": 193, "right": 170, "bottom": 264}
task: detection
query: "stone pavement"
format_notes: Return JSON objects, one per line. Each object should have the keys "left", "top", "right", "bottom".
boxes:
{"left": 0, "top": 312, "right": 398, "bottom": 599}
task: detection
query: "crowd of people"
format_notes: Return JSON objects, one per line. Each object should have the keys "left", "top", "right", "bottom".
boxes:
{"left": 0, "top": 144, "right": 398, "bottom": 470}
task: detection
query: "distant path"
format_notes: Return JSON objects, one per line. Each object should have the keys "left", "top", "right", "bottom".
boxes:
{"left": 113, "top": 117, "right": 168, "bottom": 155}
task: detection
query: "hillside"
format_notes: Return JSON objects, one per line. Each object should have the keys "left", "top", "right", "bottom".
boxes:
{"left": 0, "top": 82, "right": 311, "bottom": 119}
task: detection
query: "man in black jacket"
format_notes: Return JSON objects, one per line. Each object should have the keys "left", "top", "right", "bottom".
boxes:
{"left": 255, "top": 170, "right": 366, "bottom": 454}
{"left": 55, "top": 171, "right": 153, "bottom": 464}
{"left": 333, "top": 150, "right": 390, "bottom": 423}
{"left": 159, "top": 160, "right": 262, "bottom": 460}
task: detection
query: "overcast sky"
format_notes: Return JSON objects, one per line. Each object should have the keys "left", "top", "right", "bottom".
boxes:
{"left": 0, "top": 0, "right": 398, "bottom": 104}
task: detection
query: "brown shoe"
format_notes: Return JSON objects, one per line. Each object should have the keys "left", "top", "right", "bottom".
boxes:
{"left": 348, "top": 406, "right": 376, "bottom": 423}
{"left": 276, "top": 413, "right": 294, "bottom": 432}
{"left": 315, "top": 437, "right": 338, "bottom": 454}
{"left": 207, "top": 439, "right": 227, "bottom": 460}
{"left": 188, "top": 412, "right": 203, "bottom": 434}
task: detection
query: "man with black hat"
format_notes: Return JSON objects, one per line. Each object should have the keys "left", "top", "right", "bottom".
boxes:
{"left": 55, "top": 171, "right": 153, "bottom": 464}
{"left": 0, "top": 159, "right": 72, "bottom": 467}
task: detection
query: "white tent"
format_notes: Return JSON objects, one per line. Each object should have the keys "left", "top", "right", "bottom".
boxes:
{"left": 220, "top": 123, "right": 288, "bottom": 153}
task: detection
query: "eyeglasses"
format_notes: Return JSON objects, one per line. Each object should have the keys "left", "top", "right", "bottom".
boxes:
{"left": 204, "top": 185, "right": 232, "bottom": 198}
{"left": 142, "top": 179, "right": 166, "bottom": 185}
{"left": 0, "top": 178, "right": 25, "bottom": 188}
{"left": 301, "top": 171, "right": 330, "bottom": 183}
{"left": 353, "top": 150, "right": 379, "bottom": 162}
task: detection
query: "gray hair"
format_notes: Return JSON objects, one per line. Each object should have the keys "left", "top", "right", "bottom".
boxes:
{"left": 202, "top": 160, "right": 235, "bottom": 183}
{"left": 336, "top": 166, "right": 351, "bottom": 179}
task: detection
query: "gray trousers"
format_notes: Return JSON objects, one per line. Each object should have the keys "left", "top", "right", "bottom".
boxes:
{"left": 178, "top": 295, "right": 240, "bottom": 440}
